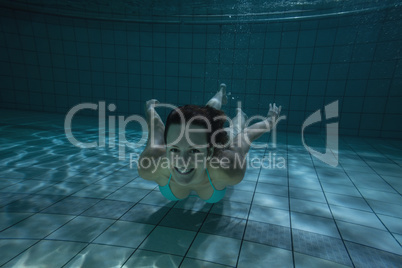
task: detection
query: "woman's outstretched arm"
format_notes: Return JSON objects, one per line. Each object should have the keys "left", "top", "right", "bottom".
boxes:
{"left": 144, "top": 99, "right": 165, "bottom": 148}
{"left": 232, "top": 103, "right": 281, "bottom": 156}
{"left": 217, "top": 103, "right": 282, "bottom": 185}
{"left": 138, "top": 99, "right": 166, "bottom": 181}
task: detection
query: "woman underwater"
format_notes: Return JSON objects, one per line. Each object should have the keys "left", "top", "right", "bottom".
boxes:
{"left": 138, "top": 84, "right": 281, "bottom": 203}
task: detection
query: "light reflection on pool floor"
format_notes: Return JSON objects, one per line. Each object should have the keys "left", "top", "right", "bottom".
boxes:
{"left": 0, "top": 109, "right": 401, "bottom": 267}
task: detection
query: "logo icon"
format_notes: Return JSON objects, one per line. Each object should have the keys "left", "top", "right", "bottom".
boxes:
{"left": 301, "top": 101, "right": 339, "bottom": 167}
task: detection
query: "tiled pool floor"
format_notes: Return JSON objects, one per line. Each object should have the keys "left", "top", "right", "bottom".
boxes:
{"left": 0, "top": 109, "right": 401, "bottom": 267}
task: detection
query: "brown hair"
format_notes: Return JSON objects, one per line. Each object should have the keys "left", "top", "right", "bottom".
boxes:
{"left": 164, "top": 105, "right": 229, "bottom": 148}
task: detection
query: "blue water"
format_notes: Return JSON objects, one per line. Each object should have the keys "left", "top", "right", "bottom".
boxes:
{"left": 0, "top": 109, "right": 401, "bottom": 267}
{"left": 0, "top": 0, "right": 402, "bottom": 267}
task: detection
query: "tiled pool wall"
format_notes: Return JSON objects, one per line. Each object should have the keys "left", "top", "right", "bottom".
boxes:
{"left": 0, "top": 6, "right": 401, "bottom": 138}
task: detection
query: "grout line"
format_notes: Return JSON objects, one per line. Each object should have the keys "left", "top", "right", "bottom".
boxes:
{"left": 285, "top": 127, "right": 296, "bottom": 268}
{"left": 0, "top": 165, "right": 139, "bottom": 266}
{"left": 340, "top": 137, "right": 402, "bottom": 248}
{"left": 235, "top": 133, "right": 272, "bottom": 267}
{"left": 118, "top": 207, "right": 173, "bottom": 267}
{"left": 306, "top": 134, "right": 356, "bottom": 267}
{"left": 355, "top": 13, "right": 385, "bottom": 137}
{"left": 176, "top": 201, "right": 214, "bottom": 267}
{"left": 61, "top": 175, "right": 157, "bottom": 267}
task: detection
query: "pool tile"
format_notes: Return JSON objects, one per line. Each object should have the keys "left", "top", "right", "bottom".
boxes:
{"left": 242, "top": 172, "right": 259, "bottom": 182}
{"left": 160, "top": 208, "right": 207, "bottom": 231}
{"left": 253, "top": 192, "right": 289, "bottom": 209}
{"left": 294, "top": 252, "right": 352, "bottom": 268}
{"left": 0, "top": 212, "right": 32, "bottom": 231}
{"left": 209, "top": 200, "right": 250, "bottom": 219}
{"left": 93, "top": 221, "right": 154, "bottom": 248}
{"left": 2, "top": 240, "right": 86, "bottom": 268}
{"left": 355, "top": 180, "right": 397, "bottom": 193}
{"left": 187, "top": 233, "right": 241, "bottom": 267}
{"left": 238, "top": 241, "right": 293, "bottom": 268}
{"left": 180, "top": 258, "right": 231, "bottom": 267}
{"left": 289, "top": 187, "right": 327, "bottom": 203}
{"left": 235, "top": 180, "right": 257, "bottom": 192}
{"left": 366, "top": 199, "right": 402, "bottom": 218}
{"left": 0, "top": 179, "right": 51, "bottom": 194}
{"left": 139, "top": 190, "right": 176, "bottom": 207}
{"left": 126, "top": 177, "right": 159, "bottom": 190}
{"left": 331, "top": 205, "right": 385, "bottom": 230}
{"left": 73, "top": 184, "right": 119, "bottom": 199}
{"left": 173, "top": 196, "right": 213, "bottom": 212}
{"left": 337, "top": 221, "right": 402, "bottom": 255}
{"left": 255, "top": 182, "right": 288, "bottom": 197}
{"left": 36, "top": 182, "right": 88, "bottom": 196}
{"left": 0, "top": 213, "right": 73, "bottom": 239}
{"left": 140, "top": 226, "right": 196, "bottom": 256}
{"left": 377, "top": 214, "right": 402, "bottom": 234}
{"left": 394, "top": 233, "right": 402, "bottom": 245}
{"left": 94, "top": 172, "right": 136, "bottom": 187}
{"left": 381, "top": 174, "right": 402, "bottom": 193}
{"left": 291, "top": 212, "right": 340, "bottom": 238}
{"left": 345, "top": 241, "right": 402, "bottom": 268}
{"left": 81, "top": 199, "right": 134, "bottom": 219}
{"left": 321, "top": 181, "right": 361, "bottom": 197}
{"left": 0, "top": 193, "right": 28, "bottom": 208}
{"left": 64, "top": 244, "right": 133, "bottom": 268}
{"left": 0, "top": 179, "right": 22, "bottom": 190}
{"left": 289, "top": 178, "right": 322, "bottom": 191}
{"left": 290, "top": 198, "right": 332, "bottom": 218}
{"left": 315, "top": 167, "right": 351, "bottom": 182}
{"left": 121, "top": 203, "right": 170, "bottom": 224}
{"left": 124, "top": 249, "right": 182, "bottom": 267}
{"left": 249, "top": 204, "right": 290, "bottom": 227}
{"left": 47, "top": 216, "right": 114, "bottom": 243}
{"left": 244, "top": 220, "right": 291, "bottom": 250}
{"left": 42, "top": 196, "right": 99, "bottom": 215}
{"left": 326, "top": 193, "right": 371, "bottom": 211}
{"left": 359, "top": 188, "right": 402, "bottom": 204}
{"left": 0, "top": 239, "right": 38, "bottom": 266}
{"left": 106, "top": 187, "right": 149, "bottom": 203}
{"left": 293, "top": 229, "right": 352, "bottom": 266}
{"left": 200, "top": 214, "right": 246, "bottom": 239}
{"left": 0, "top": 194, "right": 64, "bottom": 213}
{"left": 223, "top": 189, "right": 254, "bottom": 204}
{"left": 1, "top": 112, "right": 401, "bottom": 268}
{"left": 63, "top": 173, "right": 101, "bottom": 184}
{"left": 259, "top": 169, "right": 288, "bottom": 181}
{"left": 368, "top": 162, "right": 402, "bottom": 177}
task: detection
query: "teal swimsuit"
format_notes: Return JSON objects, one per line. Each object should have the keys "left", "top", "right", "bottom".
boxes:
{"left": 159, "top": 169, "right": 226, "bottom": 203}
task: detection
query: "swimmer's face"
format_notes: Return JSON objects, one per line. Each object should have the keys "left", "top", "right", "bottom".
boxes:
{"left": 166, "top": 123, "right": 210, "bottom": 185}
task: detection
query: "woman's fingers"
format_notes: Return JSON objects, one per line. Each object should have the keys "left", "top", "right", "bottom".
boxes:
{"left": 267, "top": 103, "right": 282, "bottom": 118}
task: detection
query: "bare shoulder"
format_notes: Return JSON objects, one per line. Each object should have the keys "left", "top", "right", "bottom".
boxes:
{"left": 208, "top": 148, "right": 247, "bottom": 186}
{"left": 138, "top": 147, "right": 169, "bottom": 183}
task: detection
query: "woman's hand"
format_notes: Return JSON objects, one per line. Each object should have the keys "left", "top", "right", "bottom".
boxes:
{"left": 267, "top": 103, "right": 282, "bottom": 121}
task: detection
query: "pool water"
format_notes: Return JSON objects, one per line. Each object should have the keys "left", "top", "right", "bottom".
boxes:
{"left": 0, "top": 109, "right": 401, "bottom": 267}
{"left": 1, "top": 0, "right": 402, "bottom": 267}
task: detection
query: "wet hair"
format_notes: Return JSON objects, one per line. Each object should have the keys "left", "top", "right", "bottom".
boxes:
{"left": 164, "top": 105, "right": 229, "bottom": 148}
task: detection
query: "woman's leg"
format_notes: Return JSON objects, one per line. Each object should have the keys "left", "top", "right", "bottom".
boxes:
{"left": 145, "top": 99, "right": 165, "bottom": 147}
{"left": 229, "top": 107, "right": 248, "bottom": 140}
{"left": 206, "top": 83, "right": 227, "bottom": 110}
